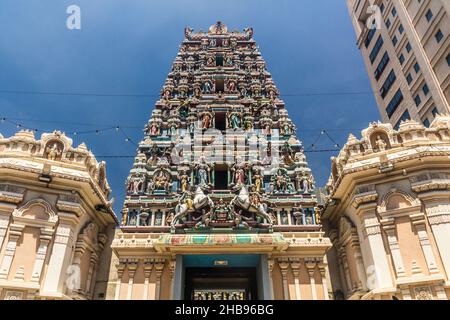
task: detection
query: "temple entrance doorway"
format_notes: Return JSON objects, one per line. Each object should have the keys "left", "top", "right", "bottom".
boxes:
{"left": 173, "top": 254, "right": 272, "bottom": 300}
{"left": 185, "top": 267, "right": 257, "bottom": 300}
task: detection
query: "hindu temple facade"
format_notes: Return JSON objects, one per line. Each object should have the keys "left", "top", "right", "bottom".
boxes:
{"left": 106, "top": 22, "right": 332, "bottom": 300}
{"left": 0, "top": 130, "right": 117, "bottom": 300}
{"left": 322, "top": 116, "right": 450, "bottom": 300}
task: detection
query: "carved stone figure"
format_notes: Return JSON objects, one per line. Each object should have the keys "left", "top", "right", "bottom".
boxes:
{"left": 178, "top": 172, "right": 190, "bottom": 192}
{"left": 281, "top": 141, "right": 295, "bottom": 166}
{"left": 203, "top": 80, "right": 213, "bottom": 93}
{"left": 201, "top": 112, "right": 212, "bottom": 129}
{"left": 46, "top": 143, "right": 62, "bottom": 160}
{"left": 228, "top": 111, "right": 241, "bottom": 129}
{"left": 195, "top": 157, "right": 211, "bottom": 186}
{"left": 375, "top": 135, "right": 387, "bottom": 151}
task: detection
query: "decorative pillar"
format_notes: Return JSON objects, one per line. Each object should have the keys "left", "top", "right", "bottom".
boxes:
{"left": 154, "top": 259, "right": 165, "bottom": 300}
{"left": 42, "top": 213, "right": 78, "bottom": 294}
{"left": 289, "top": 258, "right": 302, "bottom": 300}
{"left": 268, "top": 259, "right": 275, "bottom": 299}
{"left": 169, "top": 259, "right": 176, "bottom": 300}
{"left": 411, "top": 214, "right": 439, "bottom": 274}
{"left": 162, "top": 211, "right": 166, "bottom": 227}
{"left": 318, "top": 265, "right": 330, "bottom": 300}
{"left": 85, "top": 253, "right": 99, "bottom": 298}
{"left": 358, "top": 203, "right": 393, "bottom": 290}
{"left": 350, "top": 240, "right": 368, "bottom": 290}
{"left": 68, "top": 245, "right": 86, "bottom": 295}
{"left": 0, "top": 213, "right": 11, "bottom": 252}
{"left": 126, "top": 259, "right": 138, "bottom": 300}
{"left": 287, "top": 211, "right": 292, "bottom": 225}
{"left": 381, "top": 219, "right": 406, "bottom": 277}
{"left": 305, "top": 259, "right": 317, "bottom": 300}
{"left": 418, "top": 193, "right": 450, "bottom": 278}
{"left": 114, "top": 261, "right": 126, "bottom": 300}
{"left": 278, "top": 259, "right": 290, "bottom": 300}
{"left": 143, "top": 260, "right": 153, "bottom": 300}
{"left": 338, "top": 248, "right": 353, "bottom": 292}
{"left": 150, "top": 211, "right": 155, "bottom": 226}
{"left": 30, "top": 228, "right": 54, "bottom": 282}
{"left": 0, "top": 224, "right": 24, "bottom": 279}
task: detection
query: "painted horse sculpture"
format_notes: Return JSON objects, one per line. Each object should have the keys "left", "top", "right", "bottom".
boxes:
{"left": 171, "top": 186, "right": 214, "bottom": 228}
{"left": 230, "top": 186, "right": 273, "bottom": 227}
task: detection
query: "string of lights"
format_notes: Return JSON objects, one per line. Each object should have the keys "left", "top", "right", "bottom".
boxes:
{"left": 0, "top": 85, "right": 444, "bottom": 99}
{"left": 0, "top": 115, "right": 345, "bottom": 154}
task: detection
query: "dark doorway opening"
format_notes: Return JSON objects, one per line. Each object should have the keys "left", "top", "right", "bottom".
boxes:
{"left": 215, "top": 112, "right": 226, "bottom": 131}
{"left": 216, "top": 55, "right": 223, "bottom": 67}
{"left": 184, "top": 267, "right": 257, "bottom": 300}
{"left": 214, "top": 166, "right": 228, "bottom": 190}
{"left": 215, "top": 78, "right": 224, "bottom": 93}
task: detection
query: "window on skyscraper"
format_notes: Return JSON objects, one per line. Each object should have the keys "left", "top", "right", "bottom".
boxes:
{"left": 386, "top": 89, "right": 403, "bottom": 118}
{"left": 370, "top": 36, "right": 384, "bottom": 64}
{"left": 435, "top": 30, "right": 444, "bottom": 43}
{"left": 380, "top": 70, "right": 396, "bottom": 99}
{"left": 406, "top": 73, "right": 413, "bottom": 85}
{"left": 414, "top": 95, "right": 422, "bottom": 107}
{"left": 375, "top": 52, "right": 390, "bottom": 80}
{"left": 406, "top": 42, "right": 412, "bottom": 52}
{"left": 423, "top": 84, "right": 429, "bottom": 96}
{"left": 425, "top": 9, "right": 433, "bottom": 22}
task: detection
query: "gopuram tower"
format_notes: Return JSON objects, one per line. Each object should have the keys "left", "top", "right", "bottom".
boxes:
{"left": 107, "top": 22, "right": 332, "bottom": 300}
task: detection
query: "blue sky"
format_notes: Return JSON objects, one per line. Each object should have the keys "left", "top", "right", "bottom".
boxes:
{"left": 0, "top": 0, "right": 380, "bottom": 214}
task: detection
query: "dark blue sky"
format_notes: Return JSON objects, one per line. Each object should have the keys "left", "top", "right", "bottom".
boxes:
{"left": 0, "top": 0, "right": 380, "bottom": 214}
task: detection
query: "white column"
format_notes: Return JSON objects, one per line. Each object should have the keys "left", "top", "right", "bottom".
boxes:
{"left": 0, "top": 224, "right": 24, "bottom": 279}
{"left": 338, "top": 248, "right": 353, "bottom": 291}
{"left": 169, "top": 259, "right": 175, "bottom": 300}
{"left": 42, "top": 217, "right": 77, "bottom": 294}
{"left": 114, "top": 263, "right": 125, "bottom": 300}
{"left": 126, "top": 260, "right": 138, "bottom": 300}
{"left": 85, "top": 254, "right": 98, "bottom": 298}
{"left": 352, "top": 244, "right": 368, "bottom": 290}
{"left": 278, "top": 260, "right": 290, "bottom": 300}
{"left": 319, "top": 267, "right": 330, "bottom": 300}
{"left": 289, "top": 259, "right": 302, "bottom": 300}
{"left": 382, "top": 221, "right": 406, "bottom": 277}
{"left": 306, "top": 261, "right": 317, "bottom": 300}
{"left": 359, "top": 204, "right": 393, "bottom": 289}
{"left": 0, "top": 213, "right": 11, "bottom": 252}
{"left": 30, "top": 228, "right": 53, "bottom": 282}
{"left": 421, "top": 197, "right": 450, "bottom": 278}
{"left": 411, "top": 216, "right": 439, "bottom": 274}
{"left": 143, "top": 261, "right": 153, "bottom": 300}
{"left": 154, "top": 260, "right": 165, "bottom": 300}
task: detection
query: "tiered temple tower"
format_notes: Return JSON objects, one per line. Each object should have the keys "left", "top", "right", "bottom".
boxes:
{"left": 107, "top": 22, "right": 332, "bottom": 300}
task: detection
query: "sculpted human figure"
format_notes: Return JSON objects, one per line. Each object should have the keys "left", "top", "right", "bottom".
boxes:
{"left": 253, "top": 173, "right": 263, "bottom": 193}
{"left": 203, "top": 81, "right": 213, "bottom": 93}
{"left": 375, "top": 135, "right": 387, "bottom": 151}
{"left": 46, "top": 143, "right": 62, "bottom": 160}
{"left": 178, "top": 172, "right": 190, "bottom": 192}
{"left": 195, "top": 157, "right": 210, "bottom": 186}
{"left": 228, "top": 112, "right": 241, "bottom": 129}
{"left": 201, "top": 113, "right": 212, "bottom": 129}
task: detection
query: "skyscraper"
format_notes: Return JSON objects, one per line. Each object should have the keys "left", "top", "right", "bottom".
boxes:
{"left": 106, "top": 22, "right": 331, "bottom": 300}
{"left": 346, "top": 0, "right": 450, "bottom": 129}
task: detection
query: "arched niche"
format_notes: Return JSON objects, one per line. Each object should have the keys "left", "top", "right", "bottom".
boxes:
{"left": 43, "top": 139, "right": 65, "bottom": 161}
{"left": 13, "top": 198, "right": 58, "bottom": 226}
{"left": 369, "top": 130, "right": 391, "bottom": 152}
